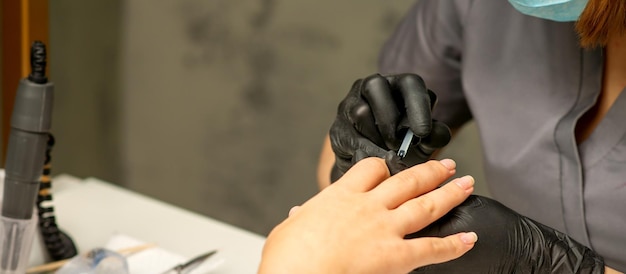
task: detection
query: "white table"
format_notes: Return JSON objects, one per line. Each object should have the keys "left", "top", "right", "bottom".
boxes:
{"left": 27, "top": 174, "right": 266, "bottom": 273}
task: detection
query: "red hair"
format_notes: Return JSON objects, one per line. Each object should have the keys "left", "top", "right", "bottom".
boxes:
{"left": 576, "top": 0, "right": 626, "bottom": 48}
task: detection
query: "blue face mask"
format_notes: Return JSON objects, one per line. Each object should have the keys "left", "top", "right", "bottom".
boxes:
{"left": 508, "top": 0, "right": 588, "bottom": 22}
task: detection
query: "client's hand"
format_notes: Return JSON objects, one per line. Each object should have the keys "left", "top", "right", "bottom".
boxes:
{"left": 258, "top": 158, "right": 477, "bottom": 274}
{"left": 409, "top": 195, "right": 605, "bottom": 274}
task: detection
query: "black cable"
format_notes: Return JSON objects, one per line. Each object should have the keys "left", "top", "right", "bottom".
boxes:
{"left": 36, "top": 134, "right": 78, "bottom": 260}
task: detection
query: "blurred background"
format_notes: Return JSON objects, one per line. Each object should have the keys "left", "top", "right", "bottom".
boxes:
{"left": 2, "top": 0, "right": 486, "bottom": 236}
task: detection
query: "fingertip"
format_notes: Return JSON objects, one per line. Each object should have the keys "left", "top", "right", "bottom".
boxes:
{"left": 459, "top": 232, "right": 478, "bottom": 245}
{"left": 406, "top": 232, "right": 476, "bottom": 269}
{"left": 288, "top": 206, "right": 300, "bottom": 217}
{"left": 442, "top": 232, "right": 476, "bottom": 258}
{"left": 428, "top": 121, "right": 452, "bottom": 147}
{"left": 439, "top": 159, "right": 456, "bottom": 170}
{"left": 452, "top": 175, "right": 475, "bottom": 192}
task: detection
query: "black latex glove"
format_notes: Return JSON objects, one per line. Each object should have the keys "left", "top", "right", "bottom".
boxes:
{"left": 329, "top": 73, "right": 451, "bottom": 182}
{"left": 408, "top": 195, "right": 605, "bottom": 274}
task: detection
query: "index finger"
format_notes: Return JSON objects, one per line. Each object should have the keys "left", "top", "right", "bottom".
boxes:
{"left": 386, "top": 74, "right": 433, "bottom": 138}
{"left": 360, "top": 74, "right": 401, "bottom": 143}
{"left": 334, "top": 157, "right": 391, "bottom": 192}
{"left": 370, "top": 159, "right": 456, "bottom": 209}
{"left": 393, "top": 175, "right": 474, "bottom": 234}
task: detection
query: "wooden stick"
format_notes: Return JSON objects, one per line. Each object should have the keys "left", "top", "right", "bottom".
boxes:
{"left": 26, "top": 243, "right": 156, "bottom": 274}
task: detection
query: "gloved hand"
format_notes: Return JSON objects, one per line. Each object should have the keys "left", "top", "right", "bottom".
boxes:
{"left": 408, "top": 195, "right": 605, "bottom": 274}
{"left": 329, "top": 73, "right": 451, "bottom": 182}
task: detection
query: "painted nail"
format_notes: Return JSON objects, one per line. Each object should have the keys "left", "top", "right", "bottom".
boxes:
{"left": 460, "top": 232, "right": 478, "bottom": 244}
{"left": 454, "top": 175, "right": 474, "bottom": 190}
{"left": 439, "top": 159, "right": 456, "bottom": 170}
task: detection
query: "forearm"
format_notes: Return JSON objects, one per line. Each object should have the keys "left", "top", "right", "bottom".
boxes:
{"left": 606, "top": 266, "right": 623, "bottom": 274}
{"left": 316, "top": 135, "right": 334, "bottom": 190}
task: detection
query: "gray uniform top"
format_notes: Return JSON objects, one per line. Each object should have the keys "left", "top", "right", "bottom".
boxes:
{"left": 378, "top": 0, "right": 626, "bottom": 270}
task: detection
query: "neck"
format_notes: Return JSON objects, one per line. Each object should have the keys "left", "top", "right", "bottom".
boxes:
{"left": 574, "top": 32, "right": 626, "bottom": 144}
{"left": 604, "top": 33, "right": 626, "bottom": 92}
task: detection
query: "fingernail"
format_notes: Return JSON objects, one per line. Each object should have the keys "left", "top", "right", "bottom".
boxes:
{"left": 439, "top": 159, "right": 456, "bottom": 170}
{"left": 454, "top": 175, "right": 474, "bottom": 190}
{"left": 460, "top": 232, "right": 478, "bottom": 244}
{"left": 288, "top": 206, "right": 300, "bottom": 217}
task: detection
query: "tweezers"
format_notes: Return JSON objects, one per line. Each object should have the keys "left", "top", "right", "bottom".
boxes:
{"left": 161, "top": 250, "right": 218, "bottom": 274}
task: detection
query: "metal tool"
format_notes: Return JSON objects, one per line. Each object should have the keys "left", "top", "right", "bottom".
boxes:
{"left": 161, "top": 250, "right": 218, "bottom": 274}
{"left": 397, "top": 129, "right": 415, "bottom": 158}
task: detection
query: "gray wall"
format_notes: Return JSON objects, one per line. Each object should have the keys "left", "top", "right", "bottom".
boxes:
{"left": 49, "top": 0, "right": 487, "bottom": 236}
{"left": 49, "top": 1, "right": 124, "bottom": 184}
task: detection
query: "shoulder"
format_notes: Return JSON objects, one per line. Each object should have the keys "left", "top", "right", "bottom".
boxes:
{"left": 408, "top": 0, "right": 476, "bottom": 26}
{"left": 404, "top": 0, "right": 525, "bottom": 30}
